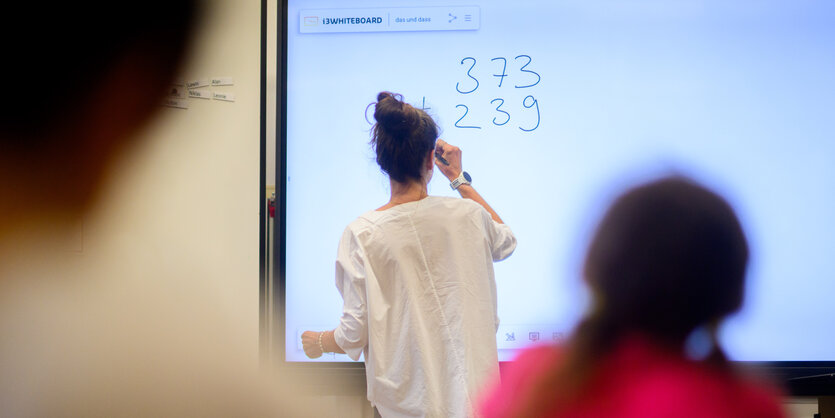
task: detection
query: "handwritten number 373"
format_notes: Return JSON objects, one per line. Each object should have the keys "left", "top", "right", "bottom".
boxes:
{"left": 456, "top": 56, "right": 541, "bottom": 92}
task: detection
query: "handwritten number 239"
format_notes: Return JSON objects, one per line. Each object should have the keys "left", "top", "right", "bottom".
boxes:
{"left": 455, "top": 95, "right": 540, "bottom": 131}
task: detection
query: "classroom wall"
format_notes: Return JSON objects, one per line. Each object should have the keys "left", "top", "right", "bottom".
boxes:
{"left": 266, "top": 0, "right": 277, "bottom": 188}
{"left": 81, "top": 0, "right": 263, "bottom": 369}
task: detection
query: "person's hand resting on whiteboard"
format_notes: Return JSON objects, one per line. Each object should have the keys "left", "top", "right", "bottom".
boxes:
{"left": 301, "top": 330, "right": 345, "bottom": 359}
{"left": 434, "top": 139, "right": 505, "bottom": 224}
{"left": 300, "top": 331, "right": 323, "bottom": 359}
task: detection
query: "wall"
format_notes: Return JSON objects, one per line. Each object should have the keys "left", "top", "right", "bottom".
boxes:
{"left": 266, "top": 0, "right": 277, "bottom": 188}
{"left": 82, "top": 0, "right": 263, "bottom": 368}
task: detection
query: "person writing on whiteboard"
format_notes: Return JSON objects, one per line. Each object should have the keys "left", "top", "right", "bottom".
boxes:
{"left": 301, "top": 91, "right": 516, "bottom": 417}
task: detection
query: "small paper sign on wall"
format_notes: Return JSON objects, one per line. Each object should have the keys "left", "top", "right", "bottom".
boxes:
{"left": 163, "top": 98, "right": 189, "bottom": 109}
{"left": 213, "top": 92, "right": 236, "bottom": 102}
{"left": 186, "top": 79, "right": 210, "bottom": 89}
{"left": 168, "top": 85, "right": 187, "bottom": 98}
{"left": 188, "top": 89, "right": 212, "bottom": 99}
{"left": 211, "top": 77, "right": 235, "bottom": 86}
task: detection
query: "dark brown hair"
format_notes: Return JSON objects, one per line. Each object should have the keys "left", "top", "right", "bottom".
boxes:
{"left": 371, "top": 92, "right": 439, "bottom": 183}
{"left": 0, "top": 1, "right": 198, "bottom": 223}
{"left": 516, "top": 176, "right": 749, "bottom": 417}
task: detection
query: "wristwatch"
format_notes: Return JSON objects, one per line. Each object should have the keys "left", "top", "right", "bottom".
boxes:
{"left": 450, "top": 171, "right": 472, "bottom": 190}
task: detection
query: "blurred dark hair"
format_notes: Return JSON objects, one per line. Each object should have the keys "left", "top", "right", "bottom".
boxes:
{"left": 516, "top": 176, "right": 749, "bottom": 417}
{"left": 584, "top": 176, "right": 747, "bottom": 340}
{"left": 371, "top": 92, "right": 438, "bottom": 183}
{"left": 0, "top": 1, "right": 198, "bottom": 147}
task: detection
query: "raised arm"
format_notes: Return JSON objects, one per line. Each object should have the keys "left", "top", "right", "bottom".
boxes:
{"left": 434, "top": 139, "right": 505, "bottom": 224}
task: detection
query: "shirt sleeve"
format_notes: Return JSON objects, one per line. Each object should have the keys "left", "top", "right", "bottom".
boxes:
{"left": 332, "top": 226, "right": 368, "bottom": 361}
{"left": 479, "top": 208, "right": 517, "bottom": 262}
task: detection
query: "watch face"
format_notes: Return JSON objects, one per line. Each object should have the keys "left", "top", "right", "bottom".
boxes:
{"left": 463, "top": 171, "right": 472, "bottom": 182}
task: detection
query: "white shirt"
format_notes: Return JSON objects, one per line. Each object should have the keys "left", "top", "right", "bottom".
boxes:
{"left": 333, "top": 196, "right": 517, "bottom": 418}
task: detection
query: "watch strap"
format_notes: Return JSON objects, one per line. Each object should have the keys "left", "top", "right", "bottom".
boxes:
{"left": 450, "top": 172, "right": 471, "bottom": 190}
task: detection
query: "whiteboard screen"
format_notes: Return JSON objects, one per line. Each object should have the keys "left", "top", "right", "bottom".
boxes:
{"left": 283, "top": 0, "right": 835, "bottom": 363}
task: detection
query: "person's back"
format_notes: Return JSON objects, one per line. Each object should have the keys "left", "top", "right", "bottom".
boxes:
{"left": 482, "top": 336, "right": 783, "bottom": 418}
{"left": 478, "top": 176, "right": 784, "bottom": 418}
{"left": 343, "top": 196, "right": 514, "bottom": 417}
{"left": 300, "top": 92, "right": 516, "bottom": 417}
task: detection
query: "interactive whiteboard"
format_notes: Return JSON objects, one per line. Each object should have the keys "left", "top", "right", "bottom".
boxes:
{"left": 283, "top": 0, "right": 835, "bottom": 363}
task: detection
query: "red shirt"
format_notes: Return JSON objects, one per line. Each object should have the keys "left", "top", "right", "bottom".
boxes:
{"left": 479, "top": 336, "right": 784, "bottom": 418}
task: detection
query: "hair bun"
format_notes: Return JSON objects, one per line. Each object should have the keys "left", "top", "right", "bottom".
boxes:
{"left": 374, "top": 91, "right": 419, "bottom": 135}
{"left": 369, "top": 91, "right": 440, "bottom": 183}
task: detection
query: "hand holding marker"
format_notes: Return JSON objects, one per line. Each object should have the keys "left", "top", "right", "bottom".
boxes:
{"left": 435, "top": 151, "right": 449, "bottom": 166}
{"left": 434, "top": 139, "right": 466, "bottom": 182}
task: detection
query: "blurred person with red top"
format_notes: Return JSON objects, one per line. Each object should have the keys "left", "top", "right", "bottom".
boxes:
{"left": 479, "top": 176, "right": 784, "bottom": 418}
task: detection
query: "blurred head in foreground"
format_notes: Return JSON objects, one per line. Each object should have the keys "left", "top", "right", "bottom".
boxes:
{"left": 583, "top": 176, "right": 747, "bottom": 349}
{"left": 518, "top": 176, "right": 751, "bottom": 417}
{"left": 0, "top": 2, "right": 196, "bottom": 237}
{"left": 0, "top": 3, "right": 315, "bottom": 417}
